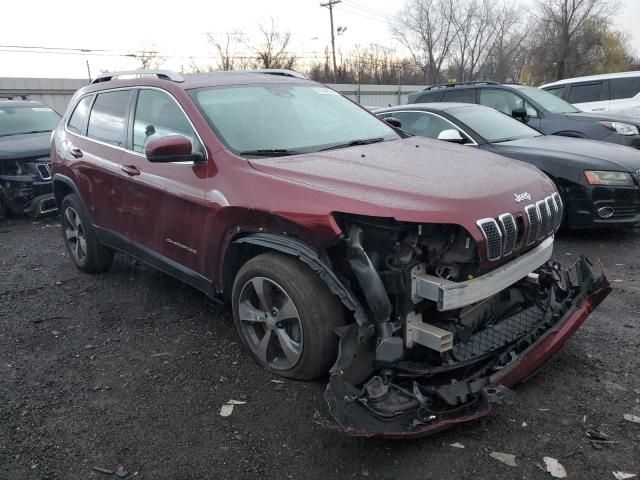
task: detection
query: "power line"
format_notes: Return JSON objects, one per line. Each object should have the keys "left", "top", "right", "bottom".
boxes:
{"left": 342, "top": 0, "right": 396, "bottom": 20}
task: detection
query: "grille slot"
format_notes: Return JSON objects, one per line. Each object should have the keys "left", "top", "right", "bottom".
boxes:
{"left": 36, "top": 163, "right": 52, "bottom": 180}
{"left": 546, "top": 196, "right": 557, "bottom": 232}
{"left": 498, "top": 213, "right": 517, "bottom": 256}
{"left": 552, "top": 193, "right": 563, "bottom": 229}
{"left": 525, "top": 204, "right": 540, "bottom": 245}
{"left": 477, "top": 218, "right": 502, "bottom": 261}
{"left": 537, "top": 200, "right": 551, "bottom": 239}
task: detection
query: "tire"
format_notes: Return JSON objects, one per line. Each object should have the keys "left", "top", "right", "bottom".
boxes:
{"left": 60, "top": 193, "right": 113, "bottom": 273}
{"left": 232, "top": 252, "right": 345, "bottom": 380}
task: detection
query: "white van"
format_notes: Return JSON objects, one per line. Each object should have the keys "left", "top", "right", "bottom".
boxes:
{"left": 541, "top": 71, "right": 640, "bottom": 116}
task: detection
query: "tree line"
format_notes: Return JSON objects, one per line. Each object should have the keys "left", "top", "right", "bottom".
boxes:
{"left": 143, "top": 0, "right": 638, "bottom": 86}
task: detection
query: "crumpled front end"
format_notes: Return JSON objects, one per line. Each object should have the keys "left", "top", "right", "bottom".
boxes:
{"left": 319, "top": 214, "right": 610, "bottom": 438}
{"left": 0, "top": 157, "right": 56, "bottom": 217}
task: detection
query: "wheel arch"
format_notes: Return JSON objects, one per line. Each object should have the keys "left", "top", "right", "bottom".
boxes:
{"left": 222, "top": 233, "right": 369, "bottom": 326}
{"left": 53, "top": 174, "right": 87, "bottom": 217}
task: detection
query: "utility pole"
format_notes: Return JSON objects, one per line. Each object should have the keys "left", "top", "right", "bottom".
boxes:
{"left": 320, "top": 0, "right": 341, "bottom": 83}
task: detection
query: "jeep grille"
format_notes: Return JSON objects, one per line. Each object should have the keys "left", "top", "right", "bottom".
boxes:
{"left": 479, "top": 194, "right": 562, "bottom": 262}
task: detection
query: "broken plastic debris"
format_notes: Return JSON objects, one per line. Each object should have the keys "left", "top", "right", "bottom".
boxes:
{"left": 220, "top": 399, "right": 247, "bottom": 416}
{"left": 220, "top": 404, "right": 234, "bottom": 417}
{"left": 449, "top": 442, "right": 465, "bottom": 449}
{"left": 543, "top": 457, "right": 567, "bottom": 478}
{"left": 623, "top": 413, "right": 640, "bottom": 424}
{"left": 270, "top": 379, "right": 285, "bottom": 384}
{"left": 612, "top": 472, "right": 637, "bottom": 480}
{"left": 489, "top": 452, "right": 517, "bottom": 467}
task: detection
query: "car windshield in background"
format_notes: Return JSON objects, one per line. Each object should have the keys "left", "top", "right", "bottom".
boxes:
{"left": 191, "top": 84, "right": 399, "bottom": 155}
{"left": 0, "top": 105, "right": 61, "bottom": 137}
{"left": 513, "top": 85, "right": 581, "bottom": 114}
{"left": 448, "top": 105, "right": 543, "bottom": 143}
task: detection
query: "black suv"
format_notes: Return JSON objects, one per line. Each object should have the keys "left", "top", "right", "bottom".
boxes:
{"left": 0, "top": 98, "right": 61, "bottom": 217}
{"left": 408, "top": 81, "right": 640, "bottom": 149}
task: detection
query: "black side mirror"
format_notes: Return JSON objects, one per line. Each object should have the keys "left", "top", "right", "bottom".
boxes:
{"left": 145, "top": 135, "right": 204, "bottom": 164}
{"left": 384, "top": 117, "right": 402, "bottom": 128}
{"left": 512, "top": 108, "right": 529, "bottom": 123}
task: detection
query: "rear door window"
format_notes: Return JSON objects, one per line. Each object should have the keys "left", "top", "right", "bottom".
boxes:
{"left": 609, "top": 77, "right": 640, "bottom": 100}
{"left": 567, "top": 82, "right": 603, "bottom": 103}
{"left": 67, "top": 96, "right": 93, "bottom": 134}
{"left": 132, "top": 89, "right": 202, "bottom": 154}
{"left": 441, "top": 89, "right": 476, "bottom": 103}
{"left": 87, "top": 90, "right": 131, "bottom": 146}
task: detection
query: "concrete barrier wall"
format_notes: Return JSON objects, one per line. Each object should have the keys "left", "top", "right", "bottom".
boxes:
{"left": 0, "top": 77, "right": 425, "bottom": 113}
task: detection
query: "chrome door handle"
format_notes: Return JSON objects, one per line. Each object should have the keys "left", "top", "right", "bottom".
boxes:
{"left": 120, "top": 165, "right": 141, "bottom": 176}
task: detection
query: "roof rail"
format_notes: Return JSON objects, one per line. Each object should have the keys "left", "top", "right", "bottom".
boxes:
{"left": 423, "top": 80, "right": 500, "bottom": 91}
{"left": 0, "top": 94, "right": 30, "bottom": 100}
{"left": 91, "top": 69, "right": 185, "bottom": 85}
{"left": 248, "top": 69, "right": 307, "bottom": 79}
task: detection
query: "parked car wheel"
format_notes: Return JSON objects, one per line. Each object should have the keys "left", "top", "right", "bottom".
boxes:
{"left": 232, "top": 252, "right": 344, "bottom": 380}
{"left": 60, "top": 194, "right": 113, "bottom": 273}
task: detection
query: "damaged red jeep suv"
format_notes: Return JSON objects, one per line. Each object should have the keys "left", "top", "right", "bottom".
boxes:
{"left": 51, "top": 69, "right": 610, "bottom": 438}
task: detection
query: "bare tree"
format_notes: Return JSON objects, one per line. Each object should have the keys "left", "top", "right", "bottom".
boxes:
{"left": 536, "top": 0, "right": 617, "bottom": 80}
{"left": 391, "top": 0, "right": 461, "bottom": 84}
{"left": 208, "top": 31, "right": 246, "bottom": 71}
{"left": 250, "top": 19, "right": 297, "bottom": 70}
{"left": 450, "top": 0, "right": 504, "bottom": 81}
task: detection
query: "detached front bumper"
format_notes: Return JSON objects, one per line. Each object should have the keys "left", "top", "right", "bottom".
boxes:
{"left": 0, "top": 175, "right": 56, "bottom": 217}
{"left": 321, "top": 257, "right": 611, "bottom": 438}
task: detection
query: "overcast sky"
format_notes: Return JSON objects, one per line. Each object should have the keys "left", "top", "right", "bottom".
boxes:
{"left": 0, "top": 0, "right": 638, "bottom": 79}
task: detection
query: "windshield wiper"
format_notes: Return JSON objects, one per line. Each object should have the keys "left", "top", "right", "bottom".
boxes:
{"left": 319, "top": 137, "right": 385, "bottom": 152}
{"left": 239, "top": 149, "right": 300, "bottom": 157}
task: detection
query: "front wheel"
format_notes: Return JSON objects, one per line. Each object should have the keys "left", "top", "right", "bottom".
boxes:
{"left": 232, "top": 252, "right": 345, "bottom": 380}
{"left": 60, "top": 193, "right": 113, "bottom": 273}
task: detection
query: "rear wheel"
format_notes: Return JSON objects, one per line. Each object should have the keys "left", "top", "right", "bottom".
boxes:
{"left": 232, "top": 252, "right": 344, "bottom": 380}
{"left": 60, "top": 193, "right": 113, "bottom": 273}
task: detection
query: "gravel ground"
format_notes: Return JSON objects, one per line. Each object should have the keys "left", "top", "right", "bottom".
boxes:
{"left": 1, "top": 217, "right": 639, "bottom": 480}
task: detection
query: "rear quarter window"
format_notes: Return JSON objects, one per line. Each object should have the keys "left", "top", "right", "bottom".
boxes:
{"left": 441, "top": 89, "right": 476, "bottom": 103}
{"left": 67, "top": 96, "right": 93, "bottom": 134}
{"left": 415, "top": 91, "right": 443, "bottom": 103}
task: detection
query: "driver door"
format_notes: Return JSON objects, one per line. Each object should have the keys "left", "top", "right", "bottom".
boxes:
{"left": 119, "top": 88, "right": 209, "bottom": 276}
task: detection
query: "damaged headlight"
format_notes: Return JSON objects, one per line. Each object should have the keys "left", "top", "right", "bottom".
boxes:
{"left": 599, "top": 121, "right": 639, "bottom": 136}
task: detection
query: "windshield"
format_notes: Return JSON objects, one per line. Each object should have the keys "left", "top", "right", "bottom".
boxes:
{"left": 191, "top": 84, "right": 399, "bottom": 155}
{"left": 449, "top": 105, "right": 542, "bottom": 143}
{"left": 0, "top": 105, "right": 61, "bottom": 137}
{"left": 513, "top": 86, "right": 581, "bottom": 114}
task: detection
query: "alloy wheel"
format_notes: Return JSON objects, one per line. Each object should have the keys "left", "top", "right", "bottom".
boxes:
{"left": 63, "top": 206, "right": 87, "bottom": 263}
{"left": 237, "top": 276, "right": 303, "bottom": 370}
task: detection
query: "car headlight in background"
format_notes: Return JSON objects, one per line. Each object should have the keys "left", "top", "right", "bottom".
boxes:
{"left": 584, "top": 170, "right": 635, "bottom": 186}
{"left": 599, "top": 121, "right": 640, "bottom": 136}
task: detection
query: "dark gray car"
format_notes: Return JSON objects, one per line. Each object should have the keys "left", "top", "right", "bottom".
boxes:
{"left": 376, "top": 102, "right": 640, "bottom": 229}
{"left": 407, "top": 81, "right": 640, "bottom": 149}
{"left": 0, "top": 100, "right": 60, "bottom": 217}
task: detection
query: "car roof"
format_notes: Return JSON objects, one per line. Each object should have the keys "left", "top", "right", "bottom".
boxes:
{"left": 0, "top": 100, "right": 48, "bottom": 108}
{"left": 541, "top": 71, "right": 640, "bottom": 88}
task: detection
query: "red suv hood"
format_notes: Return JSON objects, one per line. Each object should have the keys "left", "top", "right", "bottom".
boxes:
{"left": 249, "top": 137, "right": 556, "bottom": 225}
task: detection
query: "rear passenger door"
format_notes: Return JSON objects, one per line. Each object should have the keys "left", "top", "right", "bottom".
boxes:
{"left": 566, "top": 81, "right": 609, "bottom": 112}
{"left": 63, "top": 90, "right": 131, "bottom": 235}
{"left": 119, "top": 88, "right": 210, "bottom": 276}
